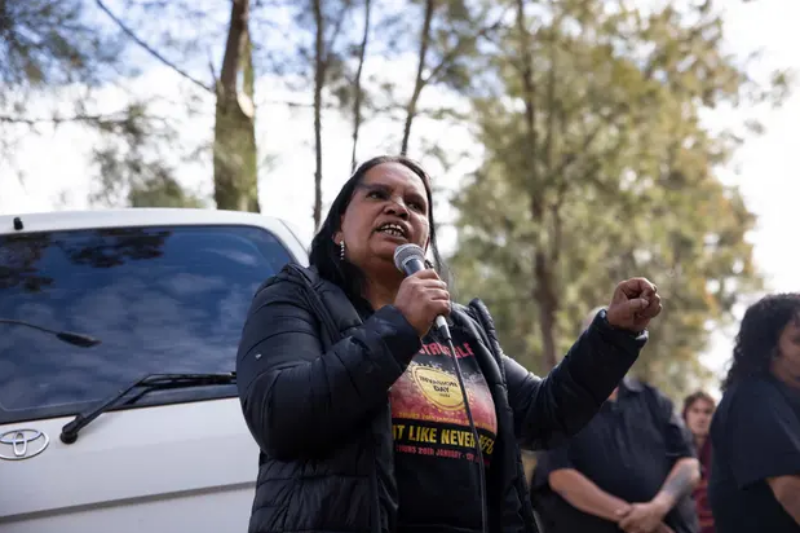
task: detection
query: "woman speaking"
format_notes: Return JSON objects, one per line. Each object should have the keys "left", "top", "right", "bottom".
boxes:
{"left": 236, "top": 155, "right": 661, "bottom": 533}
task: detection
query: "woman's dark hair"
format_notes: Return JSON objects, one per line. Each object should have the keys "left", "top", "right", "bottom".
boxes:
{"left": 722, "top": 292, "right": 800, "bottom": 391}
{"left": 681, "top": 390, "right": 715, "bottom": 421}
{"left": 308, "top": 155, "right": 448, "bottom": 301}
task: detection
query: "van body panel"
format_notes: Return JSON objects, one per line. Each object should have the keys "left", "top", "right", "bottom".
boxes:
{"left": 0, "top": 209, "right": 309, "bottom": 532}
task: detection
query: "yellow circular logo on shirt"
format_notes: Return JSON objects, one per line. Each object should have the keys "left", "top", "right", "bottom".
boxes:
{"left": 412, "top": 365, "right": 464, "bottom": 410}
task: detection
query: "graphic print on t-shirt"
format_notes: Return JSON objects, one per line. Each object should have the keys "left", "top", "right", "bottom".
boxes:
{"left": 390, "top": 332, "right": 498, "bottom": 465}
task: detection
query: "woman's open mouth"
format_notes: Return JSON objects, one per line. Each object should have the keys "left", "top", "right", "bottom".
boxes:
{"left": 375, "top": 222, "right": 408, "bottom": 240}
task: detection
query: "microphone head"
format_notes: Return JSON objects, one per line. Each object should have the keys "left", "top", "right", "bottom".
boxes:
{"left": 393, "top": 243, "right": 425, "bottom": 273}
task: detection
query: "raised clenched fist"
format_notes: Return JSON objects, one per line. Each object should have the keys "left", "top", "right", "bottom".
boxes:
{"left": 606, "top": 277, "right": 662, "bottom": 332}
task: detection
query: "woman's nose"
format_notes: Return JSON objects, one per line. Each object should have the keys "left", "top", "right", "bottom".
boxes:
{"left": 385, "top": 199, "right": 409, "bottom": 219}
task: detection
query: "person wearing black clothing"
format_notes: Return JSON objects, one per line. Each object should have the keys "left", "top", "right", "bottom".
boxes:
{"left": 236, "top": 155, "right": 662, "bottom": 533}
{"left": 531, "top": 375, "right": 700, "bottom": 533}
{"left": 709, "top": 293, "right": 800, "bottom": 532}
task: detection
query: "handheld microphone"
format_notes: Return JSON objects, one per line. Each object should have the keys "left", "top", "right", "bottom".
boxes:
{"left": 393, "top": 243, "right": 451, "bottom": 340}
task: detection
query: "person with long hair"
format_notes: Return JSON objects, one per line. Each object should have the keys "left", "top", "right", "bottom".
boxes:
{"left": 709, "top": 293, "right": 800, "bottom": 532}
{"left": 682, "top": 391, "right": 716, "bottom": 533}
{"left": 236, "top": 155, "right": 662, "bottom": 533}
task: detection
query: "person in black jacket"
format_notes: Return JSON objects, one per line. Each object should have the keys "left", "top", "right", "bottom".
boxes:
{"left": 236, "top": 154, "right": 662, "bottom": 533}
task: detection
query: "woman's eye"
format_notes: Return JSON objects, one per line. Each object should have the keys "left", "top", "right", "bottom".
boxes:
{"left": 367, "top": 190, "right": 386, "bottom": 200}
{"left": 406, "top": 197, "right": 425, "bottom": 212}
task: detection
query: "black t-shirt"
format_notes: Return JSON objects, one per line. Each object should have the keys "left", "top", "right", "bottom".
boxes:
{"left": 390, "top": 325, "right": 497, "bottom": 533}
{"left": 531, "top": 379, "right": 698, "bottom": 533}
{"left": 708, "top": 376, "right": 800, "bottom": 532}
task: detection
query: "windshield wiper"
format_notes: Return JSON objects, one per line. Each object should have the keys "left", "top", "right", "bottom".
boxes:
{"left": 0, "top": 318, "right": 101, "bottom": 347}
{"left": 60, "top": 372, "right": 236, "bottom": 444}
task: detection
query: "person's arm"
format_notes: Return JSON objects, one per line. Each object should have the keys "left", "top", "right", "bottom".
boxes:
{"left": 767, "top": 475, "right": 800, "bottom": 524}
{"left": 548, "top": 468, "right": 632, "bottom": 522}
{"left": 653, "top": 457, "right": 701, "bottom": 512}
{"left": 650, "top": 396, "right": 702, "bottom": 510}
{"left": 618, "top": 458, "right": 700, "bottom": 533}
{"left": 549, "top": 469, "right": 679, "bottom": 533}
{"left": 236, "top": 278, "right": 421, "bottom": 460}
{"left": 504, "top": 309, "right": 647, "bottom": 449}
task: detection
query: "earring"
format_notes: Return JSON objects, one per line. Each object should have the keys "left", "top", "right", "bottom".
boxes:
{"left": 339, "top": 240, "right": 346, "bottom": 261}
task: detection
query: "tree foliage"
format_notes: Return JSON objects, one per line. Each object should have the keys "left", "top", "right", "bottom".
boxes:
{"left": 88, "top": 103, "right": 204, "bottom": 209}
{"left": 0, "top": 0, "right": 119, "bottom": 92}
{"left": 0, "top": 0, "right": 207, "bottom": 207}
{"left": 1, "top": 0, "right": 792, "bottom": 398}
{"left": 449, "top": 0, "right": 787, "bottom": 399}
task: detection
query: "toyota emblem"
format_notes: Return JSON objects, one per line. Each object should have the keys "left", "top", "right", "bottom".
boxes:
{"left": 0, "top": 429, "right": 50, "bottom": 461}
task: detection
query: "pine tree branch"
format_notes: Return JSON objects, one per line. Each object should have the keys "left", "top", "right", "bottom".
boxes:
{"left": 401, "top": 0, "right": 436, "bottom": 155}
{"left": 351, "top": 0, "right": 372, "bottom": 172}
{"left": 323, "top": 0, "right": 350, "bottom": 65}
{"left": 94, "top": 0, "right": 213, "bottom": 93}
{"left": 422, "top": 9, "right": 509, "bottom": 86}
{"left": 0, "top": 112, "right": 150, "bottom": 125}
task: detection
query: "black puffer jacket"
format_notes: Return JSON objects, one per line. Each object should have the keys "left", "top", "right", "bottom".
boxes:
{"left": 236, "top": 265, "right": 646, "bottom": 533}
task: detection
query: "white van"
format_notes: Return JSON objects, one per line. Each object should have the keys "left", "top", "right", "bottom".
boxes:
{"left": 0, "top": 208, "right": 308, "bottom": 532}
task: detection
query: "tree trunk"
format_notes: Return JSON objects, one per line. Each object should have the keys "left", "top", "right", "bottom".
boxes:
{"left": 515, "top": 0, "right": 559, "bottom": 369}
{"left": 312, "top": 0, "right": 325, "bottom": 230}
{"left": 534, "top": 245, "right": 559, "bottom": 369}
{"left": 350, "top": 0, "right": 372, "bottom": 172}
{"left": 400, "top": 0, "right": 435, "bottom": 156}
{"left": 213, "top": 0, "right": 259, "bottom": 212}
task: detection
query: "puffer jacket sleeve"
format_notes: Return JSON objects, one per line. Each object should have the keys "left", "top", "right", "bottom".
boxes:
{"left": 501, "top": 309, "right": 646, "bottom": 450}
{"left": 236, "top": 277, "right": 421, "bottom": 460}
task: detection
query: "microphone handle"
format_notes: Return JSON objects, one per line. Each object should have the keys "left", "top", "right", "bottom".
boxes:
{"left": 434, "top": 315, "right": 449, "bottom": 336}
{"left": 400, "top": 257, "right": 451, "bottom": 340}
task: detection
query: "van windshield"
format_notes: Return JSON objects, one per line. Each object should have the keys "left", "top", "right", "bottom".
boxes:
{"left": 0, "top": 224, "right": 294, "bottom": 425}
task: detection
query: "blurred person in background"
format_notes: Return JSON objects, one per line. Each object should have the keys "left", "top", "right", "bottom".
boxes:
{"left": 682, "top": 391, "right": 716, "bottom": 533}
{"left": 709, "top": 293, "right": 800, "bottom": 532}
{"left": 530, "top": 307, "right": 700, "bottom": 533}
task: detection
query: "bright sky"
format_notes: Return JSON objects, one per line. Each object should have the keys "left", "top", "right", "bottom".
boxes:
{"left": 697, "top": 0, "right": 800, "bottom": 391}
{"left": 0, "top": 0, "right": 797, "bottom": 393}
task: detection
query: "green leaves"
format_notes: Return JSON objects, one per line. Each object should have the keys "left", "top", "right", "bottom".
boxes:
{"left": 88, "top": 102, "right": 206, "bottom": 209}
{"left": 450, "top": 0, "right": 776, "bottom": 399}
{"left": 1, "top": 0, "right": 120, "bottom": 89}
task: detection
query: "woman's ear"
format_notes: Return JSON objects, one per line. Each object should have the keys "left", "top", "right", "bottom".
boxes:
{"left": 335, "top": 212, "right": 348, "bottom": 244}
{"left": 334, "top": 221, "right": 344, "bottom": 245}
